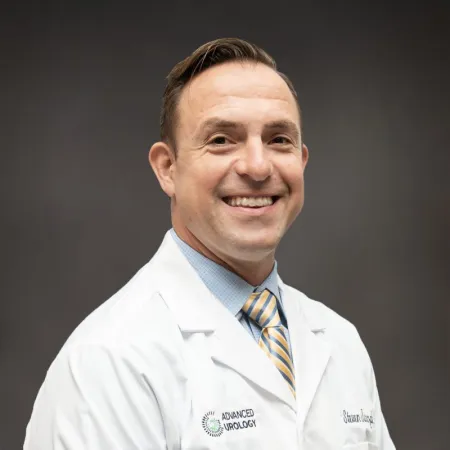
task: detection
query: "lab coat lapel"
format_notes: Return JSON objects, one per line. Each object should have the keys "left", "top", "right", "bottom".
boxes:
{"left": 151, "top": 232, "right": 297, "bottom": 412}
{"left": 209, "top": 310, "right": 297, "bottom": 412}
{"left": 281, "top": 281, "right": 331, "bottom": 429}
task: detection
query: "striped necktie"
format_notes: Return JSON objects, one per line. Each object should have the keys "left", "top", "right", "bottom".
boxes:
{"left": 242, "top": 289, "right": 296, "bottom": 397}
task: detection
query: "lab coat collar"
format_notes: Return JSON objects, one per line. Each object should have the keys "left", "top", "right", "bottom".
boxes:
{"left": 151, "top": 232, "right": 328, "bottom": 333}
{"left": 278, "top": 277, "right": 327, "bottom": 332}
{"left": 149, "top": 231, "right": 220, "bottom": 332}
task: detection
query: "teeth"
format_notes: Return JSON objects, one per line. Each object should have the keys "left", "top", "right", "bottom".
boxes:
{"left": 226, "top": 196, "right": 274, "bottom": 207}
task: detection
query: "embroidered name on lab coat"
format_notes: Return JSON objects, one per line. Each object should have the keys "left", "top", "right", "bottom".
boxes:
{"left": 342, "top": 409, "right": 374, "bottom": 428}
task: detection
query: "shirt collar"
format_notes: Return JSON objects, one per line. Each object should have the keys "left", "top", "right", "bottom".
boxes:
{"left": 170, "top": 229, "right": 282, "bottom": 317}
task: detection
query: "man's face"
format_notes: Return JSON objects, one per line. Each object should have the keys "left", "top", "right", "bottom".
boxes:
{"left": 170, "top": 61, "right": 308, "bottom": 263}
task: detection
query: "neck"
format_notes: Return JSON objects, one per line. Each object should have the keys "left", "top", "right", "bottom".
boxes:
{"left": 172, "top": 225, "right": 275, "bottom": 286}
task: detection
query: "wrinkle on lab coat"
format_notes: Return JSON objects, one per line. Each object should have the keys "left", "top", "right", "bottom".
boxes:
{"left": 24, "top": 231, "right": 395, "bottom": 449}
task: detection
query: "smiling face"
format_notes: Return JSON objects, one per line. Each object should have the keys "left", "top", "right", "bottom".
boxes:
{"left": 150, "top": 61, "right": 308, "bottom": 282}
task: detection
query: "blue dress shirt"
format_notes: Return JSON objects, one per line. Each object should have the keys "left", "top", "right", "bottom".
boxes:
{"left": 170, "top": 229, "right": 291, "bottom": 346}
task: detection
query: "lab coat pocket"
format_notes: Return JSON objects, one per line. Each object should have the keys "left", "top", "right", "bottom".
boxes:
{"left": 343, "top": 443, "right": 378, "bottom": 449}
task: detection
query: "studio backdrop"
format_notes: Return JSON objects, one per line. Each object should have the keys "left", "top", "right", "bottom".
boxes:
{"left": 1, "top": 2, "right": 449, "bottom": 449}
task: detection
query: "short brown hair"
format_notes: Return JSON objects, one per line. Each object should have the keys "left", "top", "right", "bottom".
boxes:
{"left": 160, "top": 37, "right": 301, "bottom": 152}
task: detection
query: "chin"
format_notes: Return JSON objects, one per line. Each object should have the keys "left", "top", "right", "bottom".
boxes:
{"left": 225, "top": 232, "right": 281, "bottom": 258}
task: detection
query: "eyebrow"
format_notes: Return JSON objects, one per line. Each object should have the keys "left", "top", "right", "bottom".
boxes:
{"left": 264, "top": 120, "right": 301, "bottom": 143}
{"left": 198, "top": 118, "right": 301, "bottom": 142}
{"left": 199, "top": 118, "right": 243, "bottom": 134}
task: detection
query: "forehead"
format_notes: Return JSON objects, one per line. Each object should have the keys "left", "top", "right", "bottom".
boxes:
{"left": 177, "top": 61, "right": 300, "bottom": 131}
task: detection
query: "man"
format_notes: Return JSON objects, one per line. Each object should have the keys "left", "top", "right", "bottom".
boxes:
{"left": 24, "top": 38, "right": 395, "bottom": 449}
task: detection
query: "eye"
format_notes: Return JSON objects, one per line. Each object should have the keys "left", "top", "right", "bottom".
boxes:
{"left": 270, "top": 135, "right": 292, "bottom": 145}
{"left": 208, "top": 135, "right": 230, "bottom": 145}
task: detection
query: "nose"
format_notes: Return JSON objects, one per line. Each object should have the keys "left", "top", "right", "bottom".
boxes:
{"left": 234, "top": 139, "right": 273, "bottom": 182}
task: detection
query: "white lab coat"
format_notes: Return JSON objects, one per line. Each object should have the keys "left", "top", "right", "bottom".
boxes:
{"left": 24, "top": 231, "right": 395, "bottom": 449}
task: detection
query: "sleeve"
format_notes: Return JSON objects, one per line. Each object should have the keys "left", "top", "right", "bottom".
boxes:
{"left": 372, "top": 368, "right": 396, "bottom": 450}
{"left": 352, "top": 322, "right": 396, "bottom": 450}
{"left": 24, "top": 343, "right": 167, "bottom": 450}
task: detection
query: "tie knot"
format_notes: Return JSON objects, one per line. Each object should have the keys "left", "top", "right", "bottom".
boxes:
{"left": 242, "top": 289, "right": 281, "bottom": 328}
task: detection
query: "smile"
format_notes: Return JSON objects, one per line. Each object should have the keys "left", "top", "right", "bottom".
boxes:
{"left": 222, "top": 196, "right": 279, "bottom": 208}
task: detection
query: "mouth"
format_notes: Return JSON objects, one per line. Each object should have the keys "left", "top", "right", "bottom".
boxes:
{"left": 221, "top": 196, "right": 281, "bottom": 208}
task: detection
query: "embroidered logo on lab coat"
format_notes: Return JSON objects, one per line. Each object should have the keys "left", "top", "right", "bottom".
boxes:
{"left": 202, "top": 411, "right": 224, "bottom": 437}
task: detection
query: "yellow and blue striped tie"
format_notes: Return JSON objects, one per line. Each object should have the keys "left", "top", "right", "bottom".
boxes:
{"left": 242, "top": 289, "right": 296, "bottom": 397}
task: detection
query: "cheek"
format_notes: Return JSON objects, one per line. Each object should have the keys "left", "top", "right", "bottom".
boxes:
{"left": 279, "top": 158, "right": 305, "bottom": 193}
{"left": 175, "top": 161, "right": 223, "bottom": 204}
{"left": 193, "top": 157, "right": 230, "bottom": 192}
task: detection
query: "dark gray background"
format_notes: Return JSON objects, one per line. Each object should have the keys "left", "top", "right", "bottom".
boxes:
{"left": 2, "top": 1, "right": 449, "bottom": 449}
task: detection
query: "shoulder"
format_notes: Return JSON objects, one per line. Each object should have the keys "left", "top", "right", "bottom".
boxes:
{"left": 58, "top": 260, "right": 182, "bottom": 363}
{"left": 40, "top": 259, "right": 188, "bottom": 412}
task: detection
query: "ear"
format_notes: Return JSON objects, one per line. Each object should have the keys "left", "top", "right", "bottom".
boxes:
{"left": 148, "top": 141, "right": 176, "bottom": 197}
{"left": 301, "top": 143, "right": 309, "bottom": 169}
